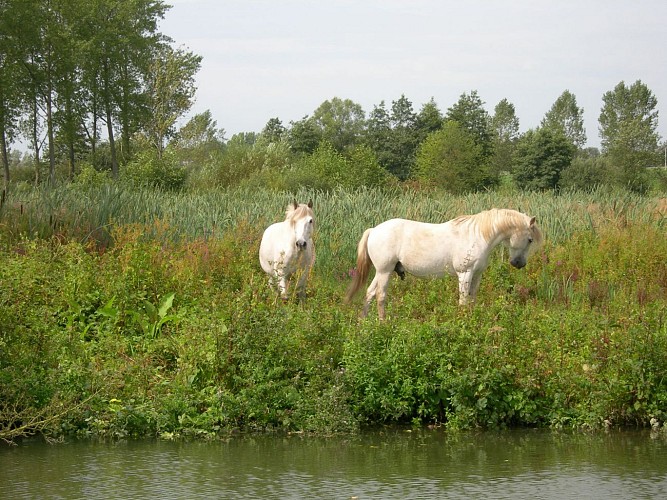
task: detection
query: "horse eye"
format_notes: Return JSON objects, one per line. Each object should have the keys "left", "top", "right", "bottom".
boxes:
{"left": 528, "top": 237, "right": 533, "bottom": 244}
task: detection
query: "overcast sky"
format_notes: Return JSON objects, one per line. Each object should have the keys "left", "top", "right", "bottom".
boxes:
{"left": 160, "top": 0, "right": 667, "bottom": 148}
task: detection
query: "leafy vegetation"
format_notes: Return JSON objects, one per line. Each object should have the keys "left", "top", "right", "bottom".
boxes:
{"left": 2, "top": 185, "right": 667, "bottom": 443}
{"left": 1, "top": 0, "right": 666, "bottom": 444}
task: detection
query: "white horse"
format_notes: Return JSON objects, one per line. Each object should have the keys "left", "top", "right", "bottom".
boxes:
{"left": 259, "top": 200, "right": 315, "bottom": 302}
{"left": 345, "top": 208, "right": 542, "bottom": 319}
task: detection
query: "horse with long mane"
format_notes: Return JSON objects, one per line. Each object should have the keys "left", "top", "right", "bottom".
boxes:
{"left": 345, "top": 208, "right": 542, "bottom": 320}
{"left": 259, "top": 200, "right": 315, "bottom": 302}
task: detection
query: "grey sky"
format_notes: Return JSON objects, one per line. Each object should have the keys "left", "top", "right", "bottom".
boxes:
{"left": 160, "top": 0, "right": 667, "bottom": 148}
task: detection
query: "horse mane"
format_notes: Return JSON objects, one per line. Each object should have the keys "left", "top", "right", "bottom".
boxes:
{"left": 453, "top": 208, "right": 542, "bottom": 244}
{"left": 285, "top": 202, "right": 314, "bottom": 225}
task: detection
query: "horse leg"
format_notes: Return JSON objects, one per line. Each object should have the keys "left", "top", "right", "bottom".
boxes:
{"left": 468, "top": 271, "right": 483, "bottom": 303}
{"left": 374, "top": 272, "right": 391, "bottom": 320}
{"left": 296, "top": 269, "right": 308, "bottom": 303}
{"left": 457, "top": 270, "right": 474, "bottom": 306}
{"left": 361, "top": 276, "right": 378, "bottom": 318}
{"left": 278, "top": 272, "right": 289, "bottom": 301}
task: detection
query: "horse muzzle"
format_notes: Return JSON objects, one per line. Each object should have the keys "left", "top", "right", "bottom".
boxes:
{"left": 510, "top": 257, "right": 526, "bottom": 269}
{"left": 296, "top": 240, "right": 308, "bottom": 250}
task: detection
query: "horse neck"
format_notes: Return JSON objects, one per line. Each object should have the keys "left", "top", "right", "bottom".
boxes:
{"left": 476, "top": 210, "right": 523, "bottom": 248}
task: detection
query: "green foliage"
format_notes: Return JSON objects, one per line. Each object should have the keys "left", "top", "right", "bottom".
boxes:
{"left": 170, "top": 110, "right": 226, "bottom": 171}
{"left": 311, "top": 97, "right": 366, "bottom": 153}
{"left": 287, "top": 116, "right": 322, "bottom": 155}
{"left": 599, "top": 80, "right": 660, "bottom": 154}
{"left": 3, "top": 186, "right": 667, "bottom": 442}
{"left": 346, "top": 145, "right": 389, "bottom": 188}
{"left": 491, "top": 98, "right": 520, "bottom": 176}
{"left": 363, "top": 95, "right": 421, "bottom": 180}
{"left": 559, "top": 156, "right": 610, "bottom": 191}
{"left": 75, "top": 163, "right": 112, "bottom": 188}
{"left": 287, "top": 142, "right": 347, "bottom": 191}
{"left": 414, "top": 121, "right": 495, "bottom": 193}
{"left": 513, "top": 128, "right": 576, "bottom": 190}
{"left": 191, "top": 134, "right": 293, "bottom": 190}
{"left": 598, "top": 80, "right": 661, "bottom": 192}
{"left": 286, "top": 142, "right": 387, "bottom": 191}
{"left": 446, "top": 90, "right": 494, "bottom": 158}
{"left": 132, "top": 292, "right": 180, "bottom": 339}
{"left": 144, "top": 46, "right": 202, "bottom": 156}
{"left": 122, "top": 149, "right": 187, "bottom": 190}
{"left": 541, "top": 90, "right": 587, "bottom": 149}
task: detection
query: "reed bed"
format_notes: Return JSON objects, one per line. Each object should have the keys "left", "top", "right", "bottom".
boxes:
{"left": 2, "top": 183, "right": 665, "bottom": 273}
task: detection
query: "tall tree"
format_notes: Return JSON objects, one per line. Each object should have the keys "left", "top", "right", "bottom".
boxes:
{"left": 262, "top": 117, "right": 286, "bottom": 143}
{"left": 414, "top": 121, "right": 491, "bottom": 193}
{"left": 54, "top": 0, "right": 90, "bottom": 178}
{"left": 541, "top": 90, "right": 586, "bottom": 149}
{"left": 415, "top": 97, "right": 443, "bottom": 143}
{"left": 0, "top": 0, "right": 25, "bottom": 186}
{"left": 170, "top": 110, "right": 224, "bottom": 168}
{"left": 311, "top": 97, "right": 365, "bottom": 152}
{"left": 287, "top": 115, "right": 321, "bottom": 155}
{"left": 173, "top": 110, "right": 224, "bottom": 148}
{"left": 387, "top": 94, "right": 418, "bottom": 179}
{"left": 599, "top": 80, "right": 660, "bottom": 191}
{"left": 513, "top": 128, "right": 576, "bottom": 190}
{"left": 364, "top": 101, "right": 392, "bottom": 170}
{"left": 490, "top": 98, "right": 520, "bottom": 175}
{"left": 15, "top": 0, "right": 65, "bottom": 184}
{"left": 145, "top": 45, "right": 201, "bottom": 158}
{"left": 85, "top": 0, "right": 170, "bottom": 176}
{"left": 446, "top": 90, "right": 493, "bottom": 158}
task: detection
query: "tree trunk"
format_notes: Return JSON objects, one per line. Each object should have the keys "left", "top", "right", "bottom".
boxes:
{"left": 0, "top": 127, "right": 9, "bottom": 188}
{"left": 46, "top": 88, "right": 56, "bottom": 185}
{"left": 106, "top": 104, "right": 118, "bottom": 179}
{"left": 31, "top": 100, "right": 41, "bottom": 185}
{"left": 69, "top": 143, "right": 75, "bottom": 179}
{"left": 102, "top": 59, "right": 118, "bottom": 178}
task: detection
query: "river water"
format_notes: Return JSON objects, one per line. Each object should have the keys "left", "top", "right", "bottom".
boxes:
{"left": 2, "top": 428, "right": 667, "bottom": 499}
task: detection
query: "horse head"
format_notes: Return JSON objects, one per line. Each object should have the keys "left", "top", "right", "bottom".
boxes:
{"left": 289, "top": 200, "right": 314, "bottom": 250}
{"left": 507, "top": 215, "right": 541, "bottom": 268}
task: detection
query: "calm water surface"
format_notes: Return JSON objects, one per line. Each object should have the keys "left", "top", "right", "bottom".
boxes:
{"left": 2, "top": 428, "right": 667, "bottom": 499}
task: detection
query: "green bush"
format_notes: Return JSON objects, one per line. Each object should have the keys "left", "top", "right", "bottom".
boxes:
{"left": 122, "top": 150, "right": 187, "bottom": 190}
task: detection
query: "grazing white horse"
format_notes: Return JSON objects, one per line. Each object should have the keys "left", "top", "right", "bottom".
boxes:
{"left": 259, "top": 200, "right": 315, "bottom": 302}
{"left": 346, "top": 208, "right": 542, "bottom": 319}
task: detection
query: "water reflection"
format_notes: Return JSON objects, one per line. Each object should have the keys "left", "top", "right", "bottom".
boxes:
{"left": 2, "top": 429, "right": 667, "bottom": 499}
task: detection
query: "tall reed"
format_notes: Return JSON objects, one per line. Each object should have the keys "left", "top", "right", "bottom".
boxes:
{"left": 1, "top": 183, "right": 664, "bottom": 273}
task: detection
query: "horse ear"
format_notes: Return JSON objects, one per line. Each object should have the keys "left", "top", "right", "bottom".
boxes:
{"left": 308, "top": 199, "right": 313, "bottom": 208}
{"left": 529, "top": 216, "right": 536, "bottom": 226}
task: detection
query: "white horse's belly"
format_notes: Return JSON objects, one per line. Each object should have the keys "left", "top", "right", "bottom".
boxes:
{"left": 367, "top": 219, "right": 458, "bottom": 277}
{"left": 398, "top": 247, "right": 457, "bottom": 277}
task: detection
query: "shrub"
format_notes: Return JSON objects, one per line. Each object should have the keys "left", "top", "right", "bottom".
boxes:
{"left": 122, "top": 150, "right": 187, "bottom": 190}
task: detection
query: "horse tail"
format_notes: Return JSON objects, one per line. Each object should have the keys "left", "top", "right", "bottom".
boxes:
{"left": 345, "top": 228, "right": 373, "bottom": 303}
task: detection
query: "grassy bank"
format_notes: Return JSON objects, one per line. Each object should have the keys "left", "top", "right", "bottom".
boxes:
{"left": 1, "top": 185, "right": 667, "bottom": 442}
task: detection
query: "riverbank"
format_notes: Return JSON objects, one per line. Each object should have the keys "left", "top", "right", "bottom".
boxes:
{"left": 2, "top": 186, "right": 667, "bottom": 442}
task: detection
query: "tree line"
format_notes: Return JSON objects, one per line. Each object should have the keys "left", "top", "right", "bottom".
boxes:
{"left": 1, "top": 0, "right": 663, "bottom": 194}
{"left": 0, "top": 0, "right": 200, "bottom": 186}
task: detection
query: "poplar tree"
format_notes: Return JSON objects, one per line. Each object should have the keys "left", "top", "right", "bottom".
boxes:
{"left": 446, "top": 90, "right": 493, "bottom": 158}
{"left": 599, "top": 80, "right": 660, "bottom": 190}
{"left": 491, "top": 98, "right": 520, "bottom": 175}
{"left": 541, "top": 90, "right": 586, "bottom": 149}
